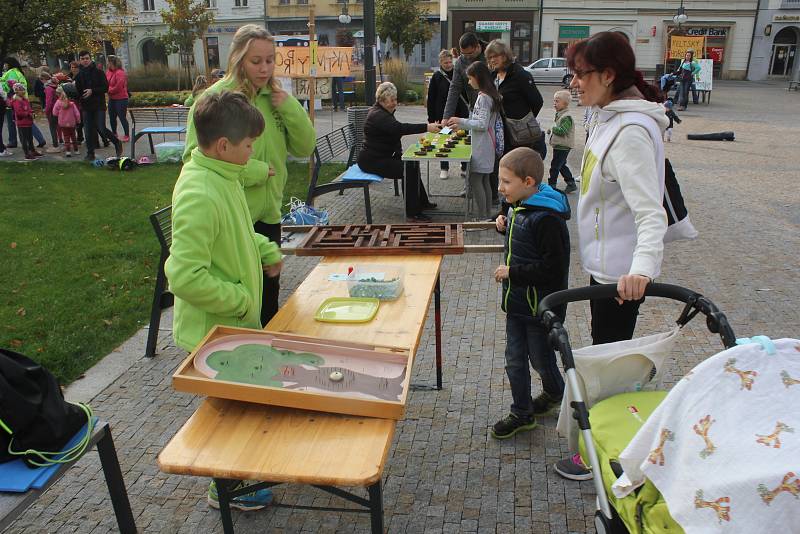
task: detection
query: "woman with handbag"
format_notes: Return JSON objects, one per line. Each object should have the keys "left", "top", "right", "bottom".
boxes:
{"left": 553, "top": 31, "right": 669, "bottom": 482}
{"left": 486, "top": 40, "right": 545, "bottom": 161}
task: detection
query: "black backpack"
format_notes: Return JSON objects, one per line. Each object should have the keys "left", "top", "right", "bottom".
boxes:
{"left": 0, "top": 349, "right": 93, "bottom": 467}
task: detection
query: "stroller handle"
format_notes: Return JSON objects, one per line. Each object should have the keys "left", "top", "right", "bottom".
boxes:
{"left": 539, "top": 283, "right": 736, "bottom": 349}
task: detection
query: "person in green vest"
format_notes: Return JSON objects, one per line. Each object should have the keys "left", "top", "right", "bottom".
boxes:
{"left": 182, "top": 24, "right": 316, "bottom": 327}
{"left": 675, "top": 50, "right": 701, "bottom": 110}
{"left": 1, "top": 57, "right": 46, "bottom": 148}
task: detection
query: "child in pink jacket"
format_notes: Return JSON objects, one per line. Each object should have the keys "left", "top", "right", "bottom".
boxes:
{"left": 7, "top": 82, "right": 40, "bottom": 160}
{"left": 42, "top": 73, "right": 63, "bottom": 150}
{"left": 53, "top": 85, "right": 81, "bottom": 157}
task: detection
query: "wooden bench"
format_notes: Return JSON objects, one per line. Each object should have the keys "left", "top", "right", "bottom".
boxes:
{"left": 129, "top": 107, "right": 189, "bottom": 159}
{"left": 306, "top": 124, "right": 398, "bottom": 225}
{"left": 145, "top": 206, "right": 174, "bottom": 358}
{"left": 0, "top": 421, "right": 136, "bottom": 534}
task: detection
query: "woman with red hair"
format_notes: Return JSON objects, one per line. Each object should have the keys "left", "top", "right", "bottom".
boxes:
{"left": 554, "top": 31, "right": 669, "bottom": 481}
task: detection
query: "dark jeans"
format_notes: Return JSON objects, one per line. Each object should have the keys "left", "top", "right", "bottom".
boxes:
{"left": 402, "top": 161, "right": 431, "bottom": 216}
{"left": 254, "top": 221, "right": 281, "bottom": 327}
{"left": 47, "top": 114, "right": 60, "bottom": 146}
{"left": 18, "top": 126, "right": 34, "bottom": 155}
{"left": 82, "top": 108, "right": 117, "bottom": 156}
{"left": 505, "top": 314, "right": 565, "bottom": 420}
{"left": 678, "top": 80, "right": 698, "bottom": 107}
{"left": 0, "top": 108, "right": 5, "bottom": 151}
{"left": 5, "top": 109, "right": 16, "bottom": 146}
{"left": 108, "top": 98, "right": 130, "bottom": 136}
{"left": 589, "top": 276, "right": 644, "bottom": 345}
{"left": 548, "top": 148, "right": 575, "bottom": 187}
{"left": 331, "top": 78, "right": 345, "bottom": 111}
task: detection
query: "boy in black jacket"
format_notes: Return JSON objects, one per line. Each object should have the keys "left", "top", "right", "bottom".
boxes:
{"left": 492, "top": 147, "right": 570, "bottom": 439}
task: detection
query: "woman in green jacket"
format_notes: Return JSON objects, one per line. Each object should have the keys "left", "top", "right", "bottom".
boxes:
{"left": 182, "top": 25, "right": 316, "bottom": 326}
{"left": 1, "top": 57, "right": 46, "bottom": 148}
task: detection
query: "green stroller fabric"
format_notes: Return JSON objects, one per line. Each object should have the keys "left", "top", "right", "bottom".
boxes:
{"left": 579, "top": 391, "right": 683, "bottom": 533}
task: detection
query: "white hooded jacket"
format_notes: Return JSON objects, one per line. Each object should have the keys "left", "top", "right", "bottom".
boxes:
{"left": 578, "top": 99, "right": 669, "bottom": 284}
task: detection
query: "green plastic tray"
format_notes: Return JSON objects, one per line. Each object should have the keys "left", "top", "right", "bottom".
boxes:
{"left": 314, "top": 297, "right": 380, "bottom": 323}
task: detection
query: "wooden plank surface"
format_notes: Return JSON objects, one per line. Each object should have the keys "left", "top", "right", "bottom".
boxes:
{"left": 157, "top": 398, "right": 394, "bottom": 486}
{"left": 266, "top": 255, "right": 442, "bottom": 357}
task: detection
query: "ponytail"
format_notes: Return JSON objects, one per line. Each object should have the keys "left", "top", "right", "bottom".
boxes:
{"left": 634, "top": 70, "right": 664, "bottom": 103}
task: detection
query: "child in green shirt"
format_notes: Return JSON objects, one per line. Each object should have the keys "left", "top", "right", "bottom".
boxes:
{"left": 165, "top": 91, "right": 282, "bottom": 353}
{"left": 547, "top": 90, "right": 577, "bottom": 194}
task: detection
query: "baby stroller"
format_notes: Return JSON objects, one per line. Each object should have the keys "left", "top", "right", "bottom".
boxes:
{"left": 539, "top": 283, "right": 736, "bottom": 533}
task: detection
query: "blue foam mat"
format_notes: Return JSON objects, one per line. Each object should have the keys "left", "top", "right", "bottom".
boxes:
{"left": 0, "top": 417, "right": 98, "bottom": 493}
{"left": 340, "top": 164, "right": 383, "bottom": 182}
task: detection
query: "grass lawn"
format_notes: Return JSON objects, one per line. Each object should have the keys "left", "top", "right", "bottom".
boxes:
{"left": 0, "top": 160, "right": 342, "bottom": 384}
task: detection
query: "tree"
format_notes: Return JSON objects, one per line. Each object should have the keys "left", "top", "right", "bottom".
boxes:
{"left": 158, "top": 0, "right": 214, "bottom": 89}
{"left": 376, "top": 0, "right": 433, "bottom": 60}
{"left": 0, "top": 0, "right": 130, "bottom": 61}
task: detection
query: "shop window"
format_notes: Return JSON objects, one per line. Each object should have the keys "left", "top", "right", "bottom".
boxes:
{"left": 206, "top": 37, "right": 220, "bottom": 69}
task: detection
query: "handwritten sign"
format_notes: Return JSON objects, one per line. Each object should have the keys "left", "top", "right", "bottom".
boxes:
{"left": 275, "top": 46, "right": 352, "bottom": 77}
{"left": 694, "top": 59, "right": 713, "bottom": 92}
{"left": 293, "top": 78, "right": 332, "bottom": 100}
{"left": 669, "top": 36, "right": 705, "bottom": 60}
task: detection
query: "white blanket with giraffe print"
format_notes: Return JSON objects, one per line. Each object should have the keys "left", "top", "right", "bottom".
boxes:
{"left": 612, "top": 338, "right": 800, "bottom": 532}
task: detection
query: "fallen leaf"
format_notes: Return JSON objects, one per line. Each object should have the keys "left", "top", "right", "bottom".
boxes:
{"left": 92, "top": 272, "right": 100, "bottom": 278}
{"left": 10, "top": 242, "right": 16, "bottom": 248}
{"left": 103, "top": 319, "right": 113, "bottom": 326}
{"left": 10, "top": 339, "right": 22, "bottom": 347}
{"left": 16, "top": 307, "right": 26, "bottom": 317}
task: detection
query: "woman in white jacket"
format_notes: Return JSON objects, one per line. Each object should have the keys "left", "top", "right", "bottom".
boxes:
{"left": 554, "top": 31, "right": 669, "bottom": 481}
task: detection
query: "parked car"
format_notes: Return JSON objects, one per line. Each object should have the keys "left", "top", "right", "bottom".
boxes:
{"left": 524, "top": 57, "right": 573, "bottom": 86}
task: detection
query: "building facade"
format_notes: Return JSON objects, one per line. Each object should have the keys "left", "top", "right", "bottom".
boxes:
{"left": 444, "top": 0, "right": 540, "bottom": 66}
{"left": 748, "top": 0, "right": 800, "bottom": 80}
{"left": 540, "top": 0, "right": 758, "bottom": 79}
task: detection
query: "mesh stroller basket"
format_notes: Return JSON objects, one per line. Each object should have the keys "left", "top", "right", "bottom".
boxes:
{"left": 538, "top": 283, "right": 736, "bottom": 533}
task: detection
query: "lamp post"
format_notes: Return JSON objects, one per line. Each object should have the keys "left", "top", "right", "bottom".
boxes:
{"left": 440, "top": 0, "right": 447, "bottom": 51}
{"left": 363, "top": 0, "right": 376, "bottom": 105}
{"left": 673, "top": 0, "right": 688, "bottom": 28}
{"left": 338, "top": 0, "right": 351, "bottom": 25}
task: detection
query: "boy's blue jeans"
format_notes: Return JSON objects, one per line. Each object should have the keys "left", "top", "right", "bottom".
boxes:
{"left": 505, "top": 314, "right": 565, "bottom": 421}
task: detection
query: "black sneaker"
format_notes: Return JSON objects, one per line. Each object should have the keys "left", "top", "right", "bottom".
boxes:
{"left": 531, "top": 391, "right": 562, "bottom": 416}
{"left": 84, "top": 153, "right": 95, "bottom": 161}
{"left": 113, "top": 138, "right": 123, "bottom": 157}
{"left": 37, "top": 141, "right": 46, "bottom": 148}
{"left": 554, "top": 454, "right": 593, "bottom": 481}
{"left": 564, "top": 183, "right": 577, "bottom": 194}
{"left": 490, "top": 413, "right": 537, "bottom": 439}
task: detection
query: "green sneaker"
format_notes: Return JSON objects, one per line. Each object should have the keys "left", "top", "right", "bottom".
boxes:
{"left": 531, "top": 391, "right": 563, "bottom": 416}
{"left": 491, "top": 413, "right": 538, "bottom": 439}
{"left": 207, "top": 480, "right": 273, "bottom": 511}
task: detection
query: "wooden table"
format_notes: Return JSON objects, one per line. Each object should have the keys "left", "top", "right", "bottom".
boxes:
{"left": 159, "top": 255, "right": 444, "bottom": 533}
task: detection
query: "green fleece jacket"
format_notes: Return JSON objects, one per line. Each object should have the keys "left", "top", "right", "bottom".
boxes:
{"left": 182, "top": 78, "right": 316, "bottom": 224}
{"left": 165, "top": 148, "right": 283, "bottom": 351}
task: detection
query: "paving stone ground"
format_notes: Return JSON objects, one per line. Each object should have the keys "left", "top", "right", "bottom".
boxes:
{"left": 5, "top": 81, "right": 800, "bottom": 534}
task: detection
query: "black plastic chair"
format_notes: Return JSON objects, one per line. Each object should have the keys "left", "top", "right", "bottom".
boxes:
{"left": 145, "top": 206, "right": 174, "bottom": 358}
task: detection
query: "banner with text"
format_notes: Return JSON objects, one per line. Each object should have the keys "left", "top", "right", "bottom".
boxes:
{"left": 669, "top": 36, "right": 705, "bottom": 60}
{"left": 275, "top": 46, "right": 352, "bottom": 77}
{"left": 292, "top": 78, "right": 333, "bottom": 100}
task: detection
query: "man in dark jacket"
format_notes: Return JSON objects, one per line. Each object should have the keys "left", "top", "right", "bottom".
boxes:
{"left": 75, "top": 51, "right": 122, "bottom": 160}
{"left": 442, "top": 32, "right": 487, "bottom": 122}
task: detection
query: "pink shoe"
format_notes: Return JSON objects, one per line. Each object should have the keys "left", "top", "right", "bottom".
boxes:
{"left": 121, "top": 135, "right": 130, "bottom": 142}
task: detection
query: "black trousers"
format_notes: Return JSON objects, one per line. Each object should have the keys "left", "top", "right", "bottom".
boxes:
{"left": 548, "top": 148, "right": 575, "bottom": 187}
{"left": 589, "top": 276, "right": 644, "bottom": 345}
{"left": 18, "top": 126, "right": 34, "bottom": 155}
{"left": 82, "top": 108, "right": 116, "bottom": 156}
{"left": 254, "top": 221, "right": 281, "bottom": 327}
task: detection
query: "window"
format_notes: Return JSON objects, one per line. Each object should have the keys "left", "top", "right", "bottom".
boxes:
{"left": 551, "top": 58, "right": 566, "bottom": 67}
{"left": 420, "top": 40, "right": 426, "bottom": 63}
{"left": 143, "top": 0, "right": 154, "bottom": 11}
{"left": 234, "top": 0, "right": 247, "bottom": 6}
{"left": 278, "top": 0, "right": 289, "bottom": 4}
{"left": 204, "top": 0, "right": 216, "bottom": 7}
{"left": 296, "top": 0, "right": 308, "bottom": 4}
{"left": 206, "top": 37, "right": 220, "bottom": 69}
{"left": 531, "top": 59, "right": 549, "bottom": 69}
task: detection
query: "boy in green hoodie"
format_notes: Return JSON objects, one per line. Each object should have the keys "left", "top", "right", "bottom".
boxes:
{"left": 166, "top": 91, "right": 281, "bottom": 511}
{"left": 165, "top": 91, "right": 282, "bottom": 354}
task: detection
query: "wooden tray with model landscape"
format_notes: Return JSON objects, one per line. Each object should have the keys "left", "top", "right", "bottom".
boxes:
{"left": 293, "top": 223, "right": 465, "bottom": 257}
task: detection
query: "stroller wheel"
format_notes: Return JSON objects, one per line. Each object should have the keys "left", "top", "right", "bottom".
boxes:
{"left": 594, "top": 510, "right": 613, "bottom": 534}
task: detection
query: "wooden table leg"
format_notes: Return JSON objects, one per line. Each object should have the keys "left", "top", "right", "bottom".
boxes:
{"left": 367, "top": 481, "right": 384, "bottom": 534}
{"left": 214, "top": 478, "right": 236, "bottom": 534}
{"left": 434, "top": 274, "right": 442, "bottom": 390}
{"left": 96, "top": 425, "right": 137, "bottom": 534}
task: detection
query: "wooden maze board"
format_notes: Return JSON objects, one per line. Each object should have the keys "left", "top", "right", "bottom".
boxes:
{"left": 294, "top": 224, "right": 465, "bottom": 256}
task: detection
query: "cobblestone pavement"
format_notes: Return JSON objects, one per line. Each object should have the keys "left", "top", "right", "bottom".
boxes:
{"left": 5, "top": 81, "right": 799, "bottom": 533}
